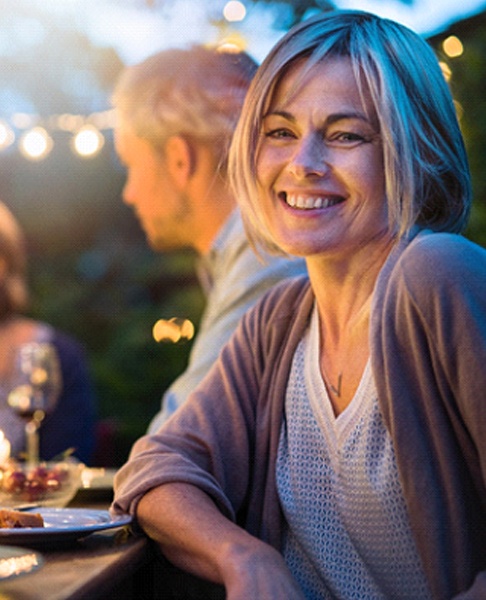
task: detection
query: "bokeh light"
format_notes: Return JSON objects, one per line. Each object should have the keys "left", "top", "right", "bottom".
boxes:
{"left": 19, "top": 127, "right": 53, "bottom": 160}
{"left": 0, "top": 120, "right": 15, "bottom": 150}
{"left": 223, "top": 1, "right": 246, "bottom": 22}
{"left": 442, "top": 35, "right": 464, "bottom": 57}
{"left": 57, "top": 113, "right": 85, "bottom": 132}
{"left": 153, "top": 318, "right": 195, "bottom": 344}
{"left": 72, "top": 124, "right": 105, "bottom": 158}
{"left": 454, "top": 99, "right": 464, "bottom": 120}
{"left": 217, "top": 32, "right": 247, "bottom": 53}
{"left": 439, "top": 61, "right": 452, "bottom": 81}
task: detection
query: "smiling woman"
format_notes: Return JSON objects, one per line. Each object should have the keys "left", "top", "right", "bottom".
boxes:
{"left": 255, "top": 56, "right": 387, "bottom": 263}
{"left": 112, "top": 10, "right": 486, "bottom": 599}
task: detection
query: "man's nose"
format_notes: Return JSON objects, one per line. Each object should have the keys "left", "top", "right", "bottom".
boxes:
{"left": 121, "top": 182, "right": 135, "bottom": 206}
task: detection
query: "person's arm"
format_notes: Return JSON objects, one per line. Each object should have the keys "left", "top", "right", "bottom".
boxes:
{"left": 113, "top": 278, "right": 312, "bottom": 597}
{"left": 137, "top": 482, "right": 305, "bottom": 600}
{"left": 147, "top": 228, "right": 306, "bottom": 432}
{"left": 372, "top": 232, "right": 486, "bottom": 599}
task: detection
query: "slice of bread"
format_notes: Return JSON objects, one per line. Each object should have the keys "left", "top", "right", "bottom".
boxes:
{"left": 0, "top": 508, "right": 44, "bottom": 528}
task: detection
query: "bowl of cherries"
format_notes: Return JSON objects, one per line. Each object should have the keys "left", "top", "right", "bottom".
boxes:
{"left": 0, "top": 458, "right": 84, "bottom": 508}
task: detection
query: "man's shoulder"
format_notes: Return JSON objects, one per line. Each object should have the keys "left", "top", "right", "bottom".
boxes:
{"left": 214, "top": 213, "right": 307, "bottom": 284}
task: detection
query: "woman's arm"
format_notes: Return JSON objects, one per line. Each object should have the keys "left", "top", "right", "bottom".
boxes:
{"left": 137, "top": 482, "right": 305, "bottom": 600}
{"left": 372, "top": 233, "right": 486, "bottom": 598}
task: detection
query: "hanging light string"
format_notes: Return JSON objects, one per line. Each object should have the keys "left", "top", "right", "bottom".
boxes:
{"left": 0, "top": 108, "right": 115, "bottom": 161}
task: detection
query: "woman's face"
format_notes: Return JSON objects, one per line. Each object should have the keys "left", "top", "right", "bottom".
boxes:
{"left": 256, "top": 56, "right": 389, "bottom": 261}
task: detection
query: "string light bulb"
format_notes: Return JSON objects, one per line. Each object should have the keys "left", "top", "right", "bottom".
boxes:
{"left": 0, "top": 108, "right": 115, "bottom": 160}
{"left": 71, "top": 124, "right": 105, "bottom": 158}
{"left": 0, "top": 120, "right": 15, "bottom": 150}
{"left": 19, "top": 127, "right": 53, "bottom": 161}
{"left": 442, "top": 35, "right": 464, "bottom": 58}
{"left": 223, "top": 1, "right": 246, "bottom": 22}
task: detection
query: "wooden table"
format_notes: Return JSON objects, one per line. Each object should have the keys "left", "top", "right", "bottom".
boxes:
{"left": 0, "top": 493, "right": 226, "bottom": 600}
{"left": 0, "top": 498, "right": 154, "bottom": 600}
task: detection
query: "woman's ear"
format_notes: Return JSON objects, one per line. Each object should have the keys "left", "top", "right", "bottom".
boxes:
{"left": 164, "top": 135, "right": 195, "bottom": 189}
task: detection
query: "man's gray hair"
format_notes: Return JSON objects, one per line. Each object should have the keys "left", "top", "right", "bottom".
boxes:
{"left": 113, "top": 45, "right": 258, "bottom": 174}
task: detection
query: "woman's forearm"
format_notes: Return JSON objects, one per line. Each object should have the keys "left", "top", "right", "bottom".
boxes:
{"left": 137, "top": 482, "right": 249, "bottom": 582}
{"left": 136, "top": 482, "right": 305, "bottom": 599}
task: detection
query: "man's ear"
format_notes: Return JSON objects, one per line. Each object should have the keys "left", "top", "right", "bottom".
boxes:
{"left": 0, "top": 256, "right": 7, "bottom": 281}
{"left": 164, "top": 135, "right": 195, "bottom": 189}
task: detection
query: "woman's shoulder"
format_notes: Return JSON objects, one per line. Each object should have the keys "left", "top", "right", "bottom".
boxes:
{"left": 372, "top": 232, "right": 486, "bottom": 346}
{"left": 396, "top": 231, "right": 486, "bottom": 281}
{"left": 235, "top": 274, "right": 312, "bottom": 348}
{"left": 249, "top": 273, "right": 311, "bottom": 317}
{"left": 380, "top": 232, "right": 486, "bottom": 309}
{"left": 405, "top": 230, "right": 484, "bottom": 254}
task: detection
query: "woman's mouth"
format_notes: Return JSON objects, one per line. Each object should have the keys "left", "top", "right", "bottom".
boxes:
{"left": 279, "top": 192, "right": 345, "bottom": 210}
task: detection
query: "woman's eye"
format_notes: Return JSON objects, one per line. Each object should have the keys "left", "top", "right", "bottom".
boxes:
{"left": 263, "top": 128, "right": 295, "bottom": 140}
{"left": 328, "top": 132, "right": 366, "bottom": 144}
{"left": 326, "top": 130, "right": 378, "bottom": 148}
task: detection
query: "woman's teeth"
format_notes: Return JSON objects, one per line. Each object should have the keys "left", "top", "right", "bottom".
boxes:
{"left": 284, "top": 194, "right": 341, "bottom": 210}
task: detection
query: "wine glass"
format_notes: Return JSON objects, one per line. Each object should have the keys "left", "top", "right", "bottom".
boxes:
{"left": 7, "top": 342, "right": 62, "bottom": 466}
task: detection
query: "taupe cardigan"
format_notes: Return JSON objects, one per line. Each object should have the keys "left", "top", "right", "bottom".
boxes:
{"left": 114, "top": 229, "right": 486, "bottom": 599}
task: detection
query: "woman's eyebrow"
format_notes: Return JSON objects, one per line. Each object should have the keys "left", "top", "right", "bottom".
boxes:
{"left": 262, "top": 110, "right": 370, "bottom": 125}
{"left": 325, "top": 112, "right": 370, "bottom": 125}
{"left": 262, "top": 110, "right": 295, "bottom": 121}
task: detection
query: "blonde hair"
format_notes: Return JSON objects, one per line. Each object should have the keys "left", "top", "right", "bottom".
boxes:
{"left": 0, "top": 203, "right": 29, "bottom": 318}
{"left": 229, "top": 10, "right": 471, "bottom": 255}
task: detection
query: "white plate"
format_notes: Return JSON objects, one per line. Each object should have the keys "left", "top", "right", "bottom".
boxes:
{"left": 0, "top": 508, "right": 131, "bottom": 546}
{"left": 0, "top": 545, "right": 43, "bottom": 580}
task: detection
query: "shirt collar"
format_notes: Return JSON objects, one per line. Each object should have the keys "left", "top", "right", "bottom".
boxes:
{"left": 196, "top": 208, "right": 241, "bottom": 294}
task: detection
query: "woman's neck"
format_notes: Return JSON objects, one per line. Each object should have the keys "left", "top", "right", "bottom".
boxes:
{"left": 306, "top": 233, "right": 395, "bottom": 342}
{"left": 306, "top": 234, "right": 396, "bottom": 416}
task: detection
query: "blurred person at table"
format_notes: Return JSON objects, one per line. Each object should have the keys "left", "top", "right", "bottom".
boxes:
{"left": 0, "top": 202, "right": 96, "bottom": 464}
{"left": 113, "top": 10, "right": 486, "bottom": 599}
{"left": 112, "top": 45, "right": 306, "bottom": 432}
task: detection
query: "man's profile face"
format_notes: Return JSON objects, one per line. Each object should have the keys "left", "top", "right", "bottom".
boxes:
{"left": 114, "top": 124, "right": 193, "bottom": 252}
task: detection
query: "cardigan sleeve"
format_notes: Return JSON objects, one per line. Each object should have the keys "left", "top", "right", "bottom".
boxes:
{"left": 113, "top": 318, "right": 259, "bottom": 521}
{"left": 112, "top": 276, "right": 312, "bottom": 550}
{"left": 371, "top": 232, "right": 486, "bottom": 599}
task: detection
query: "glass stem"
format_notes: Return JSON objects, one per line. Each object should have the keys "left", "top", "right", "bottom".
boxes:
{"left": 25, "top": 419, "right": 40, "bottom": 466}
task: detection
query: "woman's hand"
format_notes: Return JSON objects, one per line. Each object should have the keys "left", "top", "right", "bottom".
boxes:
{"left": 221, "top": 539, "right": 306, "bottom": 600}
{"left": 137, "top": 482, "right": 305, "bottom": 599}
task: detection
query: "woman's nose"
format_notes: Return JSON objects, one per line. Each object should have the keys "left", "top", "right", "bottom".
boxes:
{"left": 286, "top": 136, "right": 328, "bottom": 179}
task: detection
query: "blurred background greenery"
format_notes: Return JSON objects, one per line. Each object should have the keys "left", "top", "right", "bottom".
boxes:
{"left": 1, "top": 0, "right": 485, "bottom": 465}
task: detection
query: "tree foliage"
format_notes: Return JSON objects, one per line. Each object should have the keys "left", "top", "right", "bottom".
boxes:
{"left": 428, "top": 11, "right": 486, "bottom": 246}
